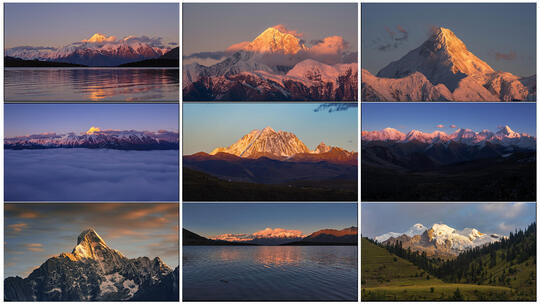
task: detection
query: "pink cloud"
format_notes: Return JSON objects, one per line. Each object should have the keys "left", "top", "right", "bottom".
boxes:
{"left": 25, "top": 243, "right": 44, "bottom": 252}
{"left": 436, "top": 124, "right": 444, "bottom": 128}
{"left": 450, "top": 124, "right": 457, "bottom": 128}
{"left": 226, "top": 41, "right": 251, "bottom": 53}
{"left": 495, "top": 51, "right": 516, "bottom": 61}
{"left": 211, "top": 233, "right": 252, "bottom": 242}
{"left": 272, "top": 24, "right": 303, "bottom": 38}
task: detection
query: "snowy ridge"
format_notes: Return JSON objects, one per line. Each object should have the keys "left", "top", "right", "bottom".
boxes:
{"left": 362, "top": 125, "right": 536, "bottom": 149}
{"left": 374, "top": 223, "right": 427, "bottom": 242}
{"left": 5, "top": 127, "right": 179, "bottom": 150}
{"left": 210, "top": 126, "right": 354, "bottom": 159}
{"left": 362, "top": 27, "right": 535, "bottom": 101}
{"left": 6, "top": 33, "right": 170, "bottom": 66}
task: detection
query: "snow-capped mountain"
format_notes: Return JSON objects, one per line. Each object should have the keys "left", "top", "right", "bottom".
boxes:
{"left": 5, "top": 33, "right": 170, "bottom": 66}
{"left": 362, "top": 125, "right": 536, "bottom": 149}
{"left": 209, "top": 126, "right": 356, "bottom": 161}
{"left": 5, "top": 127, "right": 179, "bottom": 150}
{"left": 362, "top": 27, "right": 535, "bottom": 101}
{"left": 4, "top": 229, "right": 178, "bottom": 301}
{"left": 183, "top": 26, "right": 357, "bottom": 101}
{"left": 379, "top": 223, "right": 503, "bottom": 257}
{"left": 374, "top": 223, "right": 427, "bottom": 242}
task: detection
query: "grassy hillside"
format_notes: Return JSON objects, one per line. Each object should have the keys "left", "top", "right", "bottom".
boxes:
{"left": 361, "top": 238, "right": 515, "bottom": 301}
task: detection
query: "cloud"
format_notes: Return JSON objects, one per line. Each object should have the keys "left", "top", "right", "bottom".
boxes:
{"left": 212, "top": 227, "right": 305, "bottom": 242}
{"left": 450, "top": 124, "right": 457, "bottom": 128}
{"left": 314, "top": 103, "right": 358, "bottom": 113}
{"left": 225, "top": 41, "right": 251, "bottom": 53}
{"left": 25, "top": 243, "right": 44, "bottom": 252}
{"left": 272, "top": 24, "right": 303, "bottom": 38}
{"left": 5, "top": 149, "right": 179, "bottom": 201}
{"left": 6, "top": 46, "right": 57, "bottom": 51}
{"left": 436, "top": 124, "right": 444, "bottom": 128}
{"left": 8, "top": 223, "right": 28, "bottom": 233}
{"left": 124, "top": 35, "right": 165, "bottom": 48}
{"left": 168, "top": 42, "right": 178, "bottom": 46}
{"left": 183, "top": 51, "right": 228, "bottom": 61}
{"left": 498, "top": 222, "right": 516, "bottom": 233}
{"left": 375, "top": 25, "right": 409, "bottom": 51}
{"left": 495, "top": 51, "right": 517, "bottom": 61}
{"left": 308, "top": 36, "right": 350, "bottom": 64}
{"left": 480, "top": 203, "right": 526, "bottom": 219}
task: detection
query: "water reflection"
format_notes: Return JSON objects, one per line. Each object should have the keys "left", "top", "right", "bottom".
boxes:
{"left": 183, "top": 246, "right": 358, "bottom": 301}
{"left": 5, "top": 68, "right": 179, "bottom": 102}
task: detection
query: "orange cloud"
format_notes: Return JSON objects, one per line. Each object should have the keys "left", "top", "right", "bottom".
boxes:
{"left": 226, "top": 41, "right": 251, "bottom": 53}
{"left": 25, "top": 243, "right": 44, "bottom": 252}
{"left": 86, "top": 126, "right": 101, "bottom": 135}
{"left": 9, "top": 223, "right": 28, "bottom": 233}
{"left": 310, "top": 36, "right": 348, "bottom": 56}
{"left": 19, "top": 212, "right": 40, "bottom": 219}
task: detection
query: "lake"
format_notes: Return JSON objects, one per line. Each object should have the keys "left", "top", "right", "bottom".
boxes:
{"left": 4, "top": 148, "right": 179, "bottom": 201}
{"left": 183, "top": 246, "right": 358, "bottom": 301}
{"left": 5, "top": 68, "right": 179, "bottom": 102}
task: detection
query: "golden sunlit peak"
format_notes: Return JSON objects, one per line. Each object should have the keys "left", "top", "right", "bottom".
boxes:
{"left": 86, "top": 126, "right": 101, "bottom": 135}
{"left": 83, "top": 33, "right": 116, "bottom": 43}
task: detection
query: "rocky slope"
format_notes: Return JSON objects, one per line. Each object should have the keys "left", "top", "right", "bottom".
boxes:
{"left": 208, "top": 126, "right": 356, "bottom": 163}
{"left": 4, "top": 229, "right": 178, "bottom": 301}
{"left": 362, "top": 27, "right": 535, "bottom": 101}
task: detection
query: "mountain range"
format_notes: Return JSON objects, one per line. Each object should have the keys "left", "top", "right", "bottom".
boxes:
{"left": 5, "top": 127, "right": 179, "bottom": 150}
{"left": 183, "top": 227, "right": 358, "bottom": 246}
{"left": 184, "top": 127, "right": 356, "bottom": 183}
{"left": 183, "top": 27, "right": 358, "bottom": 101}
{"left": 362, "top": 125, "right": 536, "bottom": 149}
{"left": 362, "top": 27, "right": 536, "bottom": 101}
{"left": 375, "top": 223, "right": 503, "bottom": 258}
{"left": 4, "top": 229, "right": 178, "bottom": 301}
{"left": 5, "top": 33, "right": 175, "bottom": 66}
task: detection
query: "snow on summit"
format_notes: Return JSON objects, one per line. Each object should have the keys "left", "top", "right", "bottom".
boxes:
{"left": 362, "top": 27, "right": 535, "bottom": 101}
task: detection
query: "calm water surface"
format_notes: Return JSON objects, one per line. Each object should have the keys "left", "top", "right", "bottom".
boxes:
{"left": 183, "top": 246, "right": 358, "bottom": 301}
{"left": 5, "top": 68, "right": 179, "bottom": 101}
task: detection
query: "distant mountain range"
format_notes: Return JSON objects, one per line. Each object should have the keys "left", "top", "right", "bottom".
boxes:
{"left": 376, "top": 223, "right": 503, "bottom": 258}
{"left": 184, "top": 127, "right": 356, "bottom": 185}
{"left": 4, "top": 229, "right": 178, "bottom": 301}
{"left": 183, "top": 27, "right": 357, "bottom": 101}
{"left": 5, "top": 33, "right": 177, "bottom": 67}
{"left": 362, "top": 27, "right": 535, "bottom": 101}
{"left": 5, "top": 127, "right": 179, "bottom": 150}
{"left": 183, "top": 227, "right": 358, "bottom": 246}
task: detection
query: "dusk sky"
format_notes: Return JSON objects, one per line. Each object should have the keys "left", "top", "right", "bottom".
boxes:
{"left": 5, "top": 3, "right": 178, "bottom": 49}
{"left": 362, "top": 203, "right": 536, "bottom": 239}
{"left": 362, "top": 103, "right": 536, "bottom": 136}
{"left": 183, "top": 3, "right": 357, "bottom": 65}
{"left": 5, "top": 203, "right": 178, "bottom": 278}
{"left": 183, "top": 104, "right": 358, "bottom": 155}
{"left": 362, "top": 3, "right": 536, "bottom": 77}
{"left": 5, "top": 104, "right": 178, "bottom": 138}
{"left": 183, "top": 203, "right": 357, "bottom": 239}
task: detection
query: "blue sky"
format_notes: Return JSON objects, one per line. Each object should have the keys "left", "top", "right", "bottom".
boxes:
{"left": 183, "top": 3, "right": 357, "bottom": 56}
{"left": 5, "top": 203, "right": 178, "bottom": 278}
{"left": 362, "top": 3, "right": 536, "bottom": 77}
{"left": 5, "top": 3, "right": 178, "bottom": 48}
{"left": 362, "top": 103, "right": 536, "bottom": 136}
{"left": 183, "top": 104, "right": 358, "bottom": 155}
{"left": 362, "top": 203, "right": 536, "bottom": 239}
{"left": 5, "top": 104, "right": 178, "bottom": 137}
{"left": 183, "top": 203, "right": 357, "bottom": 239}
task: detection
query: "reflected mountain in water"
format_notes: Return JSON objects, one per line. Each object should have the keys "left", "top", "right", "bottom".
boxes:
{"left": 5, "top": 68, "right": 179, "bottom": 102}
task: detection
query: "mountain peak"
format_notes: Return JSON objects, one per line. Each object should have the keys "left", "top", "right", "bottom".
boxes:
{"left": 77, "top": 228, "right": 106, "bottom": 246}
{"left": 498, "top": 125, "right": 514, "bottom": 134}
{"left": 247, "top": 26, "right": 305, "bottom": 55}
{"left": 377, "top": 26, "right": 495, "bottom": 91}
{"left": 86, "top": 126, "right": 101, "bottom": 135}
{"left": 84, "top": 33, "right": 116, "bottom": 43}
